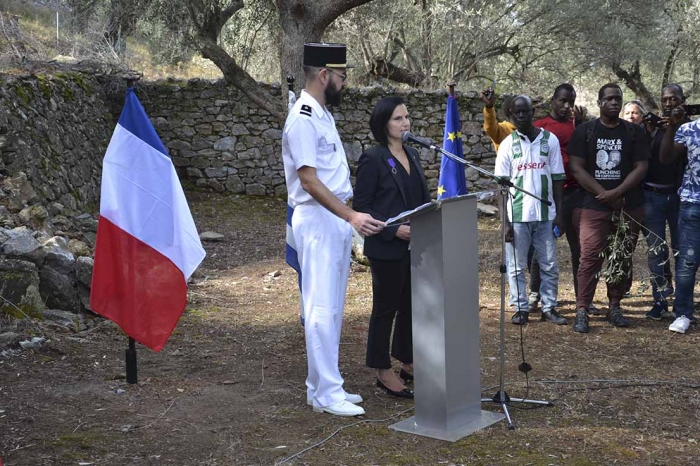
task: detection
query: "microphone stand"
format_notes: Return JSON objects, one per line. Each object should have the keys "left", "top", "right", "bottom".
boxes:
{"left": 417, "top": 140, "right": 554, "bottom": 430}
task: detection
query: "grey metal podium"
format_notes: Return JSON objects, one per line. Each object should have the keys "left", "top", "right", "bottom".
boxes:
{"left": 389, "top": 194, "right": 504, "bottom": 441}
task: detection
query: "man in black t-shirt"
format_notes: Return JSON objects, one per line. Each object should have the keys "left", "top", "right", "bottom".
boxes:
{"left": 567, "top": 83, "right": 650, "bottom": 333}
{"left": 642, "top": 84, "right": 687, "bottom": 321}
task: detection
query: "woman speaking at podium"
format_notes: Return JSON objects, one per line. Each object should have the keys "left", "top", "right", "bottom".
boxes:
{"left": 353, "top": 96, "right": 430, "bottom": 399}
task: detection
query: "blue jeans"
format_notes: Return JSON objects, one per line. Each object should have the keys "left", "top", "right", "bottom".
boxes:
{"left": 643, "top": 190, "right": 679, "bottom": 302}
{"left": 674, "top": 202, "right": 700, "bottom": 318}
{"left": 506, "top": 221, "right": 558, "bottom": 312}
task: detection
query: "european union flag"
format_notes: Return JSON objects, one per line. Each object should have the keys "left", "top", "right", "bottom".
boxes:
{"left": 437, "top": 95, "right": 467, "bottom": 199}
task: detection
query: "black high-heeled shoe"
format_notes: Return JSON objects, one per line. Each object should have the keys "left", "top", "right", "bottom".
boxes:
{"left": 376, "top": 380, "right": 414, "bottom": 399}
{"left": 399, "top": 368, "right": 414, "bottom": 382}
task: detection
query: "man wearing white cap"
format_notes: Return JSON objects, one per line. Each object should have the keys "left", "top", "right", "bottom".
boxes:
{"left": 283, "top": 42, "right": 385, "bottom": 416}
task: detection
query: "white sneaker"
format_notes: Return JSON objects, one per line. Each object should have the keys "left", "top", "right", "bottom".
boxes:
{"left": 307, "top": 392, "right": 363, "bottom": 406}
{"left": 312, "top": 400, "right": 365, "bottom": 416}
{"left": 669, "top": 316, "right": 691, "bottom": 334}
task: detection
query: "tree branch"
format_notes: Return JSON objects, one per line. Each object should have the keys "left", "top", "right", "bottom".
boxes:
{"left": 612, "top": 60, "right": 658, "bottom": 111}
{"left": 369, "top": 57, "right": 426, "bottom": 86}
{"left": 317, "top": 0, "right": 375, "bottom": 32}
{"left": 662, "top": 25, "right": 682, "bottom": 86}
{"left": 197, "top": 37, "right": 286, "bottom": 122}
{"left": 188, "top": 0, "right": 244, "bottom": 43}
{"left": 392, "top": 32, "right": 421, "bottom": 72}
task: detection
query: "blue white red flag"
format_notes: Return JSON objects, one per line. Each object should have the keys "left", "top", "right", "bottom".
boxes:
{"left": 91, "top": 88, "right": 206, "bottom": 352}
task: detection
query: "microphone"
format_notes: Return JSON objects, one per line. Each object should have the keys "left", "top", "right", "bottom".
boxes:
{"left": 401, "top": 131, "right": 440, "bottom": 151}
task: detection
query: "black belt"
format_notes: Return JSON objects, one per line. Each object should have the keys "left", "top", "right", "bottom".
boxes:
{"left": 643, "top": 184, "right": 676, "bottom": 195}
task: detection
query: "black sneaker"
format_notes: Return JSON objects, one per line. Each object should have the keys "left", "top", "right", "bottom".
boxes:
{"left": 542, "top": 309, "right": 567, "bottom": 325}
{"left": 607, "top": 305, "right": 630, "bottom": 327}
{"left": 572, "top": 309, "right": 590, "bottom": 333}
{"left": 511, "top": 311, "right": 529, "bottom": 325}
{"left": 589, "top": 304, "right": 604, "bottom": 315}
{"left": 646, "top": 301, "right": 668, "bottom": 321}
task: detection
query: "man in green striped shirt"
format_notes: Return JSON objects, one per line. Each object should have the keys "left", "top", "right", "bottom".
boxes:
{"left": 495, "top": 95, "right": 566, "bottom": 325}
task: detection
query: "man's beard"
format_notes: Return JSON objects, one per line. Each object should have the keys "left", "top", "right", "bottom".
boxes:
{"left": 325, "top": 80, "right": 343, "bottom": 107}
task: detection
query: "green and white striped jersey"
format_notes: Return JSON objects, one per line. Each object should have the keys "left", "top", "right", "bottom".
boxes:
{"left": 495, "top": 129, "right": 566, "bottom": 223}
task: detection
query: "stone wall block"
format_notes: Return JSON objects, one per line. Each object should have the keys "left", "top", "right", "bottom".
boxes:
{"left": 213, "top": 136, "right": 237, "bottom": 151}
{"left": 41, "top": 236, "right": 76, "bottom": 274}
{"left": 225, "top": 176, "right": 245, "bottom": 193}
{"left": 39, "top": 266, "right": 80, "bottom": 312}
{"left": 0, "top": 258, "right": 45, "bottom": 316}
{"left": 204, "top": 167, "right": 227, "bottom": 178}
{"left": 246, "top": 183, "right": 266, "bottom": 196}
{"left": 187, "top": 167, "right": 203, "bottom": 178}
{"left": 1, "top": 227, "right": 46, "bottom": 266}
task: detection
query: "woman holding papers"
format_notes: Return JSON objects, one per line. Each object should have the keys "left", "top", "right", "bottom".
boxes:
{"left": 353, "top": 96, "right": 430, "bottom": 399}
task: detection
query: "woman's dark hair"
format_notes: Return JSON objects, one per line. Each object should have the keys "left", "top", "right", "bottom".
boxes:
{"left": 369, "top": 95, "right": 405, "bottom": 146}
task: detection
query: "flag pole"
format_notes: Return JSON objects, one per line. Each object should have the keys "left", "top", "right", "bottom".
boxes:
{"left": 126, "top": 337, "right": 137, "bottom": 384}
{"left": 124, "top": 75, "right": 140, "bottom": 385}
{"left": 447, "top": 81, "right": 455, "bottom": 97}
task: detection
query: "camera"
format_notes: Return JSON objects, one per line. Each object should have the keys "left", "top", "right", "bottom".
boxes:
{"left": 642, "top": 112, "right": 664, "bottom": 128}
{"left": 484, "top": 79, "right": 496, "bottom": 100}
{"left": 643, "top": 104, "right": 700, "bottom": 128}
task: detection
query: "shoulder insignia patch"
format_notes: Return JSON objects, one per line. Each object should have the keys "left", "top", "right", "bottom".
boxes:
{"left": 299, "top": 104, "right": 312, "bottom": 117}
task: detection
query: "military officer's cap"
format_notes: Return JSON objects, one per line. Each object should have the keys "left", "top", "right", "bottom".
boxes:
{"left": 303, "top": 42, "right": 352, "bottom": 68}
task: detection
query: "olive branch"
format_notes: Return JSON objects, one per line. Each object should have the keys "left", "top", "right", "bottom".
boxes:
{"left": 598, "top": 208, "right": 676, "bottom": 287}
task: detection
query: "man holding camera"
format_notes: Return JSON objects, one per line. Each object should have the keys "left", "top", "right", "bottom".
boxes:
{"left": 660, "top": 90, "right": 700, "bottom": 334}
{"left": 642, "top": 84, "right": 687, "bottom": 321}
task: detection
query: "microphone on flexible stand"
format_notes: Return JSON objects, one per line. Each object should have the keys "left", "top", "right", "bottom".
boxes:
{"left": 400, "top": 131, "right": 441, "bottom": 151}
{"left": 401, "top": 131, "right": 550, "bottom": 206}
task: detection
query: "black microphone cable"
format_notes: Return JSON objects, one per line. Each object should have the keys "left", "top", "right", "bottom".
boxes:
{"left": 507, "top": 190, "right": 535, "bottom": 408}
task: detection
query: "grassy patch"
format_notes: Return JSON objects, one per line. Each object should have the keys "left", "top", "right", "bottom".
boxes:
{"left": 52, "top": 431, "right": 104, "bottom": 450}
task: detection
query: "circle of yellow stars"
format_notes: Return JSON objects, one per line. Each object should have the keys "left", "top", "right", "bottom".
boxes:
{"left": 437, "top": 130, "right": 463, "bottom": 198}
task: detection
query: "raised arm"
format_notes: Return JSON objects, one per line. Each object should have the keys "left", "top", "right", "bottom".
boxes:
{"left": 660, "top": 106, "right": 688, "bottom": 164}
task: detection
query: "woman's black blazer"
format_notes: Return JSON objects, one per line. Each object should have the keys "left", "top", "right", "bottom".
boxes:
{"left": 353, "top": 145, "right": 431, "bottom": 260}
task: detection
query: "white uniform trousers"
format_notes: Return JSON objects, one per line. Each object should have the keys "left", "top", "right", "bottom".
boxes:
{"left": 292, "top": 203, "right": 352, "bottom": 408}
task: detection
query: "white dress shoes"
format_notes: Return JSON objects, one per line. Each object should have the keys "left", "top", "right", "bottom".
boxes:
{"left": 312, "top": 400, "right": 365, "bottom": 416}
{"left": 344, "top": 392, "right": 363, "bottom": 404}
{"left": 307, "top": 392, "right": 363, "bottom": 406}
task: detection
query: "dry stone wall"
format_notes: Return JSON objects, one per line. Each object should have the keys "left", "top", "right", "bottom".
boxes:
{"left": 136, "top": 79, "right": 525, "bottom": 197}
{"left": 0, "top": 71, "right": 108, "bottom": 319}
{"left": 0, "top": 72, "right": 110, "bottom": 213}
{"left": 0, "top": 69, "right": 540, "bottom": 318}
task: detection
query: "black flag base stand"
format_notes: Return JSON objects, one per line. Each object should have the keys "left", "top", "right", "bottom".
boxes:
{"left": 126, "top": 337, "right": 138, "bottom": 384}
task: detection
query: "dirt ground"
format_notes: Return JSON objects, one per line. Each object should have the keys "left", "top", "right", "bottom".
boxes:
{"left": 2, "top": 192, "right": 700, "bottom": 466}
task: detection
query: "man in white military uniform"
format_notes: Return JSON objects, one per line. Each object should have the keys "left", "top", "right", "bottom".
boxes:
{"left": 283, "top": 43, "right": 385, "bottom": 417}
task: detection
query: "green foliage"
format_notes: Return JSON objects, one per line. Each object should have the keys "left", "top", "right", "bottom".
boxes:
{"left": 599, "top": 210, "right": 633, "bottom": 284}
{"left": 12, "top": 82, "right": 33, "bottom": 106}
{"left": 6, "top": 0, "right": 700, "bottom": 107}
{"left": 35, "top": 73, "right": 52, "bottom": 99}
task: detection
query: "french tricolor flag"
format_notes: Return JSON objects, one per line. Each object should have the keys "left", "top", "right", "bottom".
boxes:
{"left": 90, "top": 88, "right": 206, "bottom": 352}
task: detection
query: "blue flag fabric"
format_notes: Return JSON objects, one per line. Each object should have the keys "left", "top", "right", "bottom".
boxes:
{"left": 437, "top": 95, "right": 467, "bottom": 199}
{"left": 285, "top": 202, "right": 305, "bottom": 326}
